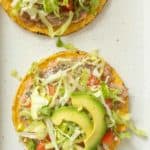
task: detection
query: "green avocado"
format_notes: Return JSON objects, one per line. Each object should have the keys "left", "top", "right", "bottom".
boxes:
{"left": 51, "top": 106, "right": 93, "bottom": 138}
{"left": 71, "top": 92, "right": 106, "bottom": 150}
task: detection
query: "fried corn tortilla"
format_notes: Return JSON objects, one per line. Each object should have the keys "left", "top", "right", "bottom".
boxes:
{"left": 1, "top": 0, "right": 107, "bottom": 37}
{"left": 12, "top": 50, "right": 129, "bottom": 150}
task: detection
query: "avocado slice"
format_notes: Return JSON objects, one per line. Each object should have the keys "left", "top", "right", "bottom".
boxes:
{"left": 51, "top": 106, "right": 93, "bottom": 138}
{"left": 71, "top": 92, "right": 106, "bottom": 150}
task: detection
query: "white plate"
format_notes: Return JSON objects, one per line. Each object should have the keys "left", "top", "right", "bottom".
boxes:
{"left": 0, "top": 0, "right": 150, "bottom": 149}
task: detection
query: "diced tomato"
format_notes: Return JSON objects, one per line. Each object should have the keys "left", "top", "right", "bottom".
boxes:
{"left": 87, "top": 74, "right": 100, "bottom": 86}
{"left": 105, "top": 98, "right": 113, "bottom": 109}
{"left": 36, "top": 142, "right": 45, "bottom": 150}
{"left": 48, "top": 84, "right": 55, "bottom": 96}
{"left": 62, "top": 0, "right": 74, "bottom": 11}
{"left": 102, "top": 130, "right": 114, "bottom": 145}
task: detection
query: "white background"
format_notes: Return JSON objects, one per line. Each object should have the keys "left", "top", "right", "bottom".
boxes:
{"left": 0, "top": 0, "right": 150, "bottom": 149}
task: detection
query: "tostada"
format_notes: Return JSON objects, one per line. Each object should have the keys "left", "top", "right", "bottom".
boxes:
{"left": 12, "top": 50, "right": 145, "bottom": 150}
{"left": 1, "top": 0, "right": 107, "bottom": 37}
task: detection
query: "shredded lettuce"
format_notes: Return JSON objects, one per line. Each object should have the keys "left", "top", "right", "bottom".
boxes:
{"left": 12, "top": 0, "right": 38, "bottom": 17}
{"left": 50, "top": 77, "right": 63, "bottom": 107}
{"left": 55, "top": 122, "right": 83, "bottom": 149}
{"left": 28, "top": 62, "right": 39, "bottom": 75}
{"left": 26, "top": 139, "right": 36, "bottom": 150}
{"left": 62, "top": 0, "right": 69, "bottom": 6}
{"left": 11, "top": 69, "right": 22, "bottom": 81}
{"left": 38, "top": 10, "right": 54, "bottom": 37}
{"left": 70, "top": 127, "right": 81, "bottom": 142}
{"left": 19, "top": 121, "right": 47, "bottom": 140}
{"left": 31, "top": 88, "right": 49, "bottom": 120}
{"left": 44, "top": 57, "right": 87, "bottom": 85}
{"left": 118, "top": 131, "right": 131, "bottom": 139}
{"left": 78, "top": 0, "right": 89, "bottom": 11}
{"left": 11, "top": 0, "right": 21, "bottom": 7}
{"left": 54, "top": 74, "right": 80, "bottom": 106}
{"left": 43, "top": 0, "right": 60, "bottom": 17}
{"left": 38, "top": 105, "right": 52, "bottom": 117}
{"left": 93, "top": 89, "right": 115, "bottom": 127}
{"left": 56, "top": 127, "right": 71, "bottom": 139}
{"left": 45, "top": 119, "right": 59, "bottom": 150}
{"left": 54, "top": 11, "right": 74, "bottom": 36}
{"left": 62, "top": 140, "right": 73, "bottom": 150}
{"left": 112, "top": 111, "right": 147, "bottom": 138}
{"left": 59, "top": 77, "right": 73, "bottom": 106}
{"left": 45, "top": 143, "right": 54, "bottom": 149}
{"left": 41, "top": 71, "right": 65, "bottom": 85}
{"left": 39, "top": 11, "right": 73, "bottom": 37}
{"left": 90, "top": 0, "right": 99, "bottom": 14}
{"left": 128, "top": 122, "right": 147, "bottom": 137}
{"left": 62, "top": 122, "right": 76, "bottom": 136}
{"left": 46, "top": 59, "right": 88, "bottom": 107}
{"left": 56, "top": 37, "right": 77, "bottom": 50}
{"left": 112, "top": 111, "right": 130, "bottom": 124}
{"left": 93, "top": 66, "right": 101, "bottom": 78}
{"left": 11, "top": 0, "right": 23, "bottom": 15}
{"left": 19, "top": 132, "right": 38, "bottom": 139}
{"left": 100, "top": 82, "right": 123, "bottom": 103}
{"left": 89, "top": 50, "right": 105, "bottom": 77}
{"left": 12, "top": 0, "right": 98, "bottom": 17}
{"left": 21, "top": 6, "right": 38, "bottom": 20}
{"left": 19, "top": 109, "right": 31, "bottom": 119}
{"left": 56, "top": 129, "right": 68, "bottom": 145}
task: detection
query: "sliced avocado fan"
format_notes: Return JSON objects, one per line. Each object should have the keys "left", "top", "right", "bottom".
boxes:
{"left": 71, "top": 92, "right": 106, "bottom": 150}
{"left": 51, "top": 92, "right": 106, "bottom": 150}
